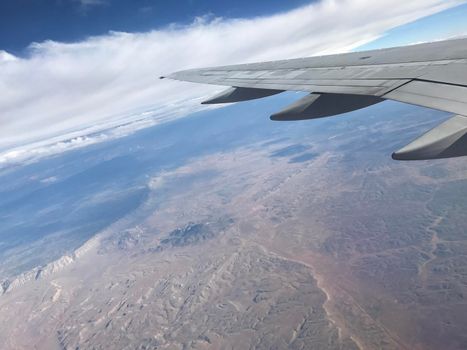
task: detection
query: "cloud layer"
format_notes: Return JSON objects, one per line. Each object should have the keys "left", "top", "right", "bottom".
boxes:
{"left": 0, "top": 0, "right": 464, "bottom": 164}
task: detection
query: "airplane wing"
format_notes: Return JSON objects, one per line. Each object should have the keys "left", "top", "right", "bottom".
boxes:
{"left": 163, "top": 38, "right": 467, "bottom": 160}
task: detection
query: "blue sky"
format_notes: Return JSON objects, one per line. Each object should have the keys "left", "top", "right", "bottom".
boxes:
{"left": 0, "top": 0, "right": 312, "bottom": 54}
{"left": 0, "top": 0, "right": 466, "bottom": 165}
{"left": 360, "top": 3, "right": 467, "bottom": 50}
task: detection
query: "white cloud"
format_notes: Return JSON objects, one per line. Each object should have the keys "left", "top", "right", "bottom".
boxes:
{"left": 0, "top": 0, "right": 464, "bottom": 165}
{"left": 0, "top": 51, "right": 18, "bottom": 63}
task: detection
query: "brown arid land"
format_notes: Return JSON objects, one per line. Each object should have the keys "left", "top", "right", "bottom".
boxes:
{"left": 1, "top": 138, "right": 466, "bottom": 350}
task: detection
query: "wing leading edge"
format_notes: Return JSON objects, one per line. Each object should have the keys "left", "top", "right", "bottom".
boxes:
{"left": 164, "top": 38, "right": 467, "bottom": 160}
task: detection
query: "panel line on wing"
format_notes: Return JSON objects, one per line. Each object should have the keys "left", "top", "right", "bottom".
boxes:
{"left": 415, "top": 78, "right": 467, "bottom": 89}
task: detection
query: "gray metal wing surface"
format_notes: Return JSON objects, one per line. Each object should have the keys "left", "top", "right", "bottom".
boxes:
{"left": 164, "top": 38, "right": 467, "bottom": 160}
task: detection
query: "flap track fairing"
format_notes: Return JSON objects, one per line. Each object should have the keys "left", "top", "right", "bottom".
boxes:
{"left": 392, "top": 115, "right": 467, "bottom": 160}
{"left": 201, "top": 87, "right": 283, "bottom": 104}
{"left": 270, "top": 93, "right": 384, "bottom": 121}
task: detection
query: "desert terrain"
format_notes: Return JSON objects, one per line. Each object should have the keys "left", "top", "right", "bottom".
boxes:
{"left": 1, "top": 133, "right": 466, "bottom": 349}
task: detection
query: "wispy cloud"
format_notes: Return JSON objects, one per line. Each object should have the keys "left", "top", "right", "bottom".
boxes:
{"left": 0, "top": 0, "right": 464, "bottom": 166}
{"left": 76, "top": 0, "right": 108, "bottom": 8}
